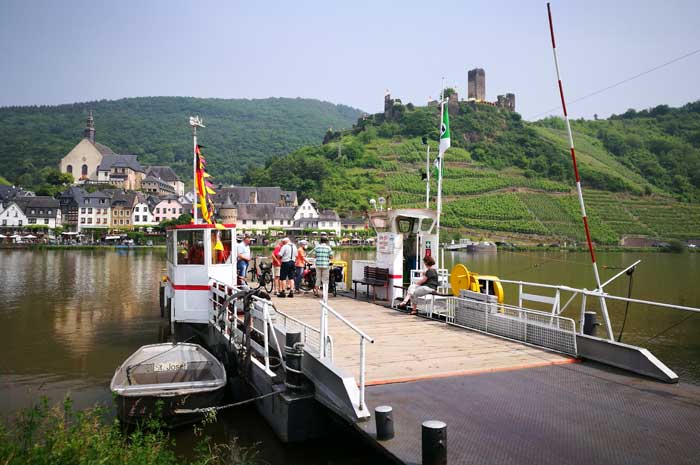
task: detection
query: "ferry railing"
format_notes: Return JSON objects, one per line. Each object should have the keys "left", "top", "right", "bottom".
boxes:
{"left": 319, "top": 301, "right": 374, "bottom": 412}
{"left": 477, "top": 272, "right": 700, "bottom": 341}
{"left": 445, "top": 295, "right": 578, "bottom": 356}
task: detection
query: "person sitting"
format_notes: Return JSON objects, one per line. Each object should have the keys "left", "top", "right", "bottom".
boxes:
{"left": 397, "top": 255, "right": 438, "bottom": 315}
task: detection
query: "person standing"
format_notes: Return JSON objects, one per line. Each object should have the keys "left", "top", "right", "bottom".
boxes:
{"left": 397, "top": 255, "right": 438, "bottom": 315}
{"left": 310, "top": 235, "right": 333, "bottom": 299}
{"left": 295, "top": 239, "right": 310, "bottom": 293}
{"left": 237, "top": 234, "right": 252, "bottom": 282}
{"left": 271, "top": 239, "right": 282, "bottom": 293}
{"left": 277, "top": 237, "right": 296, "bottom": 298}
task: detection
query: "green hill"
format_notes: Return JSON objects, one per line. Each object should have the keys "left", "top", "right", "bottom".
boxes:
{"left": 0, "top": 97, "right": 362, "bottom": 187}
{"left": 245, "top": 101, "right": 700, "bottom": 244}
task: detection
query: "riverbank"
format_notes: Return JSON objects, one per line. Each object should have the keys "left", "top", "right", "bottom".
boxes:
{"left": 0, "top": 244, "right": 166, "bottom": 250}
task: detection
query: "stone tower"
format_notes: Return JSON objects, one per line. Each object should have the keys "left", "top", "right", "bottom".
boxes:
{"left": 467, "top": 68, "right": 486, "bottom": 101}
{"left": 83, "top": 110, "right": 95, "bottom": 143}
{"left": 219, "top": 194, "right": 237, "bottom": 224}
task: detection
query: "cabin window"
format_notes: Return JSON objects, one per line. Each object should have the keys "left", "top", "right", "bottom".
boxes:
{"left": 177, "top": 230, "right": 204, "bottom": 265}
{"left": 166, "top": 231, "right": 174, "bottom": 263}
{"left": 397, "top": 218, "right": 414, "bottom": 234}
{"left": 211, "top": 230, "right": 233, "bottom": 265}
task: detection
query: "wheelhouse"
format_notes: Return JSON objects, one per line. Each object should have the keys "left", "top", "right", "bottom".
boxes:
{"left": 164, "top": 223, "right": 236, "bottom": 324}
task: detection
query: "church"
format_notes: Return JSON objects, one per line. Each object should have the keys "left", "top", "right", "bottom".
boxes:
{"left": 58, "top": 112, "right": 183, "bottom": 194}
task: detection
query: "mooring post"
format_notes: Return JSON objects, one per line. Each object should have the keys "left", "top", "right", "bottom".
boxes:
{"left": 284, "top": 331, "right": 303, "bottom": 390}
{"left": 422, "top": 420, "right": 447, "bottom": 465}
{"left": 583, "top": 311, "right": 598, "bottom": 336}
{"left": 375, "top": 405, "right": 394, "bottom": 440}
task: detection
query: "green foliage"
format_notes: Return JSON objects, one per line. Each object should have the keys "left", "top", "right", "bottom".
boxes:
{"left": 0, "top": 397, "right": 260, "bottom": 465}
{"left": 0, "top": 97, "right": 362, "bottom": 188}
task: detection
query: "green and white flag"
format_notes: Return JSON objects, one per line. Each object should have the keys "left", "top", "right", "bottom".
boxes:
{"left": 439, "top": 101, "right": 451, "bottom": 157}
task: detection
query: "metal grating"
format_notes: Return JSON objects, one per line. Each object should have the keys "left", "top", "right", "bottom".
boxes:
{"left": 447, "top": 292, "right": 577, "bottom": 356}
{"left": 273, "top": 308, "right": 321, "bottom": 356}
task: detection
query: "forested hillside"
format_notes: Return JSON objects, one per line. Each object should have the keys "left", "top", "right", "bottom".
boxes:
{"left": 245, "top": 101, "right": 700, "bottom": 244}
{"left": 0, "top": 97, "right": 362, "bottom": 187}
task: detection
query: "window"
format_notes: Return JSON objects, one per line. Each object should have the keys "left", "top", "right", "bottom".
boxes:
{"left": 126, "top": 219, "right": 129, "bottom": 224}
{"left": 263, "top": 220, "right": 267, "bottom": 225}
{"left": 44, "top": 219, "right": 49, "bottom": 225}
{"left": 84, "top": 199, "right": 88, "bottom": 205}
{"left": 80, "top": 218, "right": 85, "bottom": 224}
{"left": 242, "top": 220, "right": 247, "bottom": 225}
{"left": 39, "top": 210, "right": 43, "bottom": 215}
{"left": 1, "top": 220, "right": 5, "bottom": 226}
{"left": 211, "top": 230, "right": 233, "bottom": 264}
{"left": 87, "top": 218, "right": 92, "bottom": 224}
{"left": 179, "top": 208, "right": 183, "bottom": 214}
{"left": 96, "top": 218, "right": 100, "bottom": 224}
{"left": 67, "top": 165, "right": 73, "bottom": 174}
{"left": 81, "top": 164, "right": 88, "bottom": 176}
{"left": 81, "top": 208, "right": 86, "bottom": 214}
{"left": 47, "top": 210, "right": 52, "bottom": 215}
{"left": 166, "top": 231, "right": 174, "bottom": 263}
{"left": 31, "top": 210, "right": 35, "bottom": 214}
{"left": 156, "top": 217, "right": 160, "bottom": 222}
{"left": 28, "top": 218, "right": 36, "bottom": 224}
{"left": 252, "top": 220, "right": 257, "bottom": 225}
{"left": 18, "top": 220, "right": 22, "bottom": 226}
{"left": 88, "top": 208, "right": 92, "bottom": 214}
{"left": 156, "top": 208, "right": 160, "bottom": 213}
{"left": 177, "top": 230, "right": 204, "bottom": 265}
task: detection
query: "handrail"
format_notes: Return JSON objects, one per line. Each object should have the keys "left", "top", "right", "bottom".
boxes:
{"left": 319, "top": 300, "right": 374, "bottom": 412}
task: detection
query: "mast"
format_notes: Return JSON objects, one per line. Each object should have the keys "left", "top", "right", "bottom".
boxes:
{"left": 189, "top": 116, "right": 205, "bottom": 224}
{"left": 546, "top": 3, "right": 613, "bottom": 340}
{"left": 435, "top": 77, "right": 446, "bottom": 269}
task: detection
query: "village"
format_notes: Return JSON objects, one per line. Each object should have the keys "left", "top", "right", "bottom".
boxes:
{"left": 0, "top": 114, "right": 370, "bottom": 245}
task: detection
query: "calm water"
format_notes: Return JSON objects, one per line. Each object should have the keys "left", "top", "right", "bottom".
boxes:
{"left": 1, "top": 248, "right": 699, "bottom": 461}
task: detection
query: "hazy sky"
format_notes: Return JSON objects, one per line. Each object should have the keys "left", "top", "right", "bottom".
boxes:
{"left": 1, "top": 0, "right": 699, "bottom": 120}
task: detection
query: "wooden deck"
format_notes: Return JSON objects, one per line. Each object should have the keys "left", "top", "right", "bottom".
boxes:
{"left": 271, "top": 293, "right": 571, "bottom": 385}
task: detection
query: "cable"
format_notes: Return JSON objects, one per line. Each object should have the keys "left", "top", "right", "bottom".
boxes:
{"left": 645, "top": 312, "right": 696, "bottom": 344}
{"left": 530, "top": 47, "right": 700, "bottom": 119}
{"left": 617, "top": 267, "right": 635, "bottom": 342}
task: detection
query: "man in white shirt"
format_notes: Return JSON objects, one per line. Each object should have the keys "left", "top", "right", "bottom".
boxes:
{"left": 277, "top": 237, "right": 296, "bottom": 298}
{"left": 237, "top": 234, "right": 252, "bottom": 282}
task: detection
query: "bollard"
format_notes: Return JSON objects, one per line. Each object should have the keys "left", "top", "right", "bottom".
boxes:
{"left": 284, "top": 331, "right": 303, "bottom": 390}
{"left": 422, "top": 420, "right": 446, "bottom": 465}
{"left": 583, "top": 311, "right": 598, "bottom": 336}
{"left": 375, "top": 405, "right": 394, "bottom": 440}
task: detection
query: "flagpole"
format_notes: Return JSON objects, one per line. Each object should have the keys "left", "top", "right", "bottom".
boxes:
{"left": 189, "top": 116, "right": 204, "bottom": 224}
{"left": 546, "top": 3, "right": 613, "bottom": 340}
{"left": 436, "top": 102, "right": 445, "bottom": 270}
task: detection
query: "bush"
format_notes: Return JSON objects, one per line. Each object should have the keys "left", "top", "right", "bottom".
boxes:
{"left": 0, "top": 397, "right": 260, "bottom": 465}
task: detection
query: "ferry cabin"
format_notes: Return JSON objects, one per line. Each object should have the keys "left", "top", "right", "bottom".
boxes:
{"left": 164, "top": 224, "right": 236, "bottom": 326}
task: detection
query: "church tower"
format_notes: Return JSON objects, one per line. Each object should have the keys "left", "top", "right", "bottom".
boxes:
{"left": 83, "top": 110, "right": 95, "bottom": 143}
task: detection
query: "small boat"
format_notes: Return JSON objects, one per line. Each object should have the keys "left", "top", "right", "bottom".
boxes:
{"left": 110, "top": 343, "right": 226, "bottom": 427}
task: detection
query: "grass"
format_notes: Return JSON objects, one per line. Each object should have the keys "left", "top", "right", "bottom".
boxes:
{"left": 0, "top": 397, "right": 261, "bottom": 465}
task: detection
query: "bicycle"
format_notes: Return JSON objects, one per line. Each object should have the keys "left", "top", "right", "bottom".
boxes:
{"left": 299, "top": 262, "right": 340, "bottom": 297}
{"left": 247, "top": 255, "right": 274, "bottom": 293}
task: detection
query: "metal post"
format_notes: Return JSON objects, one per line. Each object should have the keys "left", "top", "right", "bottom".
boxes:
{"left": 263, "top": 303, "right": 270, "bottom": 372}
{"left": 319, "top": 303, "right": 327, "bottom": 358}
{"left": 425, "top": 144, "right": 431, "bottom": 208}
{"left": 359, "top": 337, "right": 366, "bottom": 411}
{"left": 375, "top": 405, "right": 394, "bottom": 440}
{"left": 422, "top": 420, "right": 447, "bottom": 465}
{"left": 546, "top": 3, "right": 613, "bottom": 340}
{"left": 583, "top": 311, "right": 598, "bottom": 336}
{"left": 192, "top": 125, "right": 197, "bottom": 224}
{"left": 579, "top": 292, "right": 587, "bottom": 335}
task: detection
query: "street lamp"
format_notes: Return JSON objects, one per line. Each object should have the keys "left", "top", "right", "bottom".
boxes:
{"left": 369, "top": 198, "right": 377, "bottom": 211}
{"left": 378, "top": 197, "right": 386, "bottom": 211}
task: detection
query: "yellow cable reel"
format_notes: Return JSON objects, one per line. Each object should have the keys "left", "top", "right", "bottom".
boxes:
{"left": 450, "top": 264, "right": 504, "bottom": 303}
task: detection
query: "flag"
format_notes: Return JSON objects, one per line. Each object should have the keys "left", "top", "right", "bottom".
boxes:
{"left": 433, "top": 154, "right": 441, "bottom": 178}
{"left": 195, "top": 145, "right": 216, "bottom": 224}
{"left": 439, "top": 101, "right": 451, "bottom": 157}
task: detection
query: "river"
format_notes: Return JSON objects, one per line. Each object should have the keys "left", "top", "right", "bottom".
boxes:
{"left": 1, "top": 247, "right": 698, "bottom": 463}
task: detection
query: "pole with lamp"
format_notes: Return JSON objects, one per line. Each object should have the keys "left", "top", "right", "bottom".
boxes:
{"left": 189, "top": 116, "right": 205, "bottom": 224}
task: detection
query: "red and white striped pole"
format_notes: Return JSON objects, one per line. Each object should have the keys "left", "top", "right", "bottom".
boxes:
{"left": 546, "top": 2, "right": 613, "bottom": 340}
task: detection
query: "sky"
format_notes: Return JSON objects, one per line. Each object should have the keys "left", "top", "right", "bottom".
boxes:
{"left": 1, "top": 0, "right": 699, "bottom": 120}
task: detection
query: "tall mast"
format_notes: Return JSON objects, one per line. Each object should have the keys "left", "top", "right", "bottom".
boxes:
{"left": 189, "top": 116, "right": 205, "bottom": 224}
{"left": 546, "top": 3, "right": 613, "bottom": 340}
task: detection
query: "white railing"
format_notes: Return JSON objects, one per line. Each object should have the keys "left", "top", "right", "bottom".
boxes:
{"left": 478, "top": 272, "right": 700, "bottom": 341}
{"left": 319, "top": 301, "right": 374, "bottom": 412}
{"left": 447, "top": 294, "right": 578, "bottom": 355}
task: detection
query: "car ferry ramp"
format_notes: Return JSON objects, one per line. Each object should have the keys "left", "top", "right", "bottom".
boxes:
{"left": 272, "top": 294, "right": 700, "bottom": 465}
